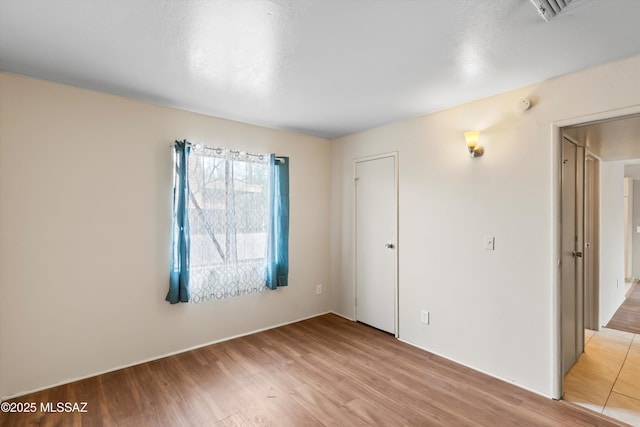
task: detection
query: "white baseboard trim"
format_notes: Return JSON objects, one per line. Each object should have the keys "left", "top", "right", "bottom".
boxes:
{"left": 397, "top": 338, "right": 552, "bottom": 400}
{"left": 329, "top": 310, "right": 355, "bottom": 321}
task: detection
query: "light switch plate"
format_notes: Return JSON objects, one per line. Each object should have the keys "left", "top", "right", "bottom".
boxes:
{"left": 484, "top": 236, "right": 495, "bottom": 251}
{"left": 421, "top": 310, "right": 429, "bottom": 324}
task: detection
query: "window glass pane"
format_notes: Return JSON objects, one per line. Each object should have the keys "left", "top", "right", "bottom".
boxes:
{"left": 187, "top": 149, "right": 269, "bottom": 302}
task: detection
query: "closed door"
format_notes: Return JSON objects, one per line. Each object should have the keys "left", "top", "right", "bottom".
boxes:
{"left": 355, "top": 154, "right": 397, "bottom": 335}
{"left": 561, "top": 137, "right": 585, "bottom": 376}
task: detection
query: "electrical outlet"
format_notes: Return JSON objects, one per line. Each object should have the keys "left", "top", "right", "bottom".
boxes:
{"left": 420, "top": 310, "right": 429, "bottom": 325}
{"left": 316, "top": 284, "right": 323, "bottom": 295}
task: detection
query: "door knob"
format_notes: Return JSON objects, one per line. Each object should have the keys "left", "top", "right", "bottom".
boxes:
{"left": 385, "top": 243, "right": 395, "bottom": 249}
{"left": 572, "top": 251, "right": 583, "bottom": 258}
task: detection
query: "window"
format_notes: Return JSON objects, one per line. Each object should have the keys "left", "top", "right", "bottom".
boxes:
{"left": 167, "top": 140, "right": 289, "bottom": 304}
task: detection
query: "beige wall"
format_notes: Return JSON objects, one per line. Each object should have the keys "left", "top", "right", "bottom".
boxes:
{"left": 0, "top": 72, "right": 332, "bottom": 399}
{"left": 330, "top": 54, "right": 640, "bottom": 397}
{"left": 599, "top": 161, "right": 627, "bottom": 324}
{"left": 1, "top": 54, "right": 639, "bottom": 401}
{"left": 633, "top": 178, "right": 640, "bottom": 277}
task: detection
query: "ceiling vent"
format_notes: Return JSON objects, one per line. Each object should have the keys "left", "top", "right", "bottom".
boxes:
{"left": 529, "top": 0, "right": 590, "bottom": 22}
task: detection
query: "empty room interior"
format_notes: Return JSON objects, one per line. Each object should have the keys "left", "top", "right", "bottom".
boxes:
{"left": 1, "top": 0, "right": 640, "bottom": 425}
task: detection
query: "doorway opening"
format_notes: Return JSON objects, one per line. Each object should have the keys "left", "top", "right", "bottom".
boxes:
{"left": 555, "top": 109, "right": 640, "bottom": 424}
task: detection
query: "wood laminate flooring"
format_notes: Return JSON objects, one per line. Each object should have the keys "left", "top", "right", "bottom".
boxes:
{"left": 606, "top": 284, "right": 640, "bottom": 335}
{"left": 1, "top": 314, "right": 628, "bottom": 426}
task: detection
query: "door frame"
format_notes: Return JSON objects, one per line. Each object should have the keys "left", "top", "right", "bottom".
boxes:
{"left": 552, "top": 105, "right": 640, "bottom": 399}
{"left": 584, "top": 153, "right": 600, "bottom": 331}
{"left": 353, "top": 151, "right": 399, "bottom": 338}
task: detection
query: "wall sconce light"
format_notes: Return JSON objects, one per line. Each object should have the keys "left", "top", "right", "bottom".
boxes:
{"left": 464, "top": 131, "right": 484, "bottom": 158}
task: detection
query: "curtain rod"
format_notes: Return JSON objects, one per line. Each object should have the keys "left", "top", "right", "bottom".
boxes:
{"left": 171, "top": 140, "right": 285, "bottom": 163}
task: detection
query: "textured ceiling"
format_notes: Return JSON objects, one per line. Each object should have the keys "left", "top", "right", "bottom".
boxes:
{"left": 1, "top": 0, "right": 639, "bottom": 138}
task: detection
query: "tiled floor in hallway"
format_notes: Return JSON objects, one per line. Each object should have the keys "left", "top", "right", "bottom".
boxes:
{"left": 564, "top": 328, "right": 640, "bottom": 426}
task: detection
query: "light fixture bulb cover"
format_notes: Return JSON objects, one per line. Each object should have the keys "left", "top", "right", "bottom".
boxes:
{"left": 464, "top": 131, "right": 484, "bottom": 158}
{"left": 464, "top": 131, "right": 480, "bottom": 148}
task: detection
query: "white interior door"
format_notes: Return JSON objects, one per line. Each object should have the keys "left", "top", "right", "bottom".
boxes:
{"left": 355, "top": 154, "right": 397, "bottom": 335}
{"left": 561, "top": 137, "right": 585, "bottom": 376}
